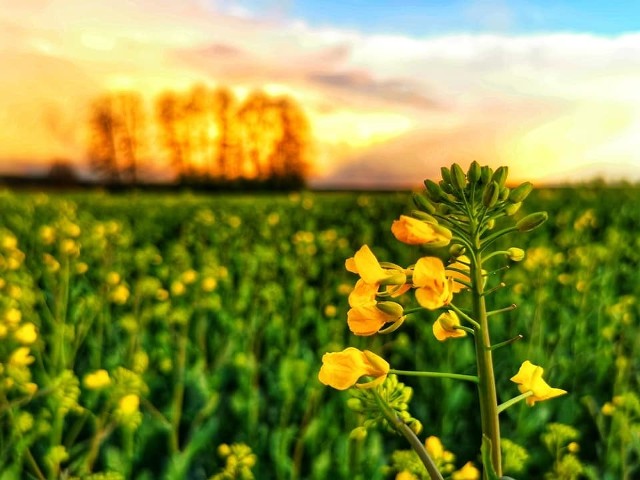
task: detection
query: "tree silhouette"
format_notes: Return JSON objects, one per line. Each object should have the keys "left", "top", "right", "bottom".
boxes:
{"left": 87, "top": 92, "right": 146, "bottom": 183}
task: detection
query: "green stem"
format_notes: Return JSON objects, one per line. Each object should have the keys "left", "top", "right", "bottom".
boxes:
{"left": 497, "top": 391, "right": 533, "bottom": 414}
{"left": 373, "top": 391, "right": 444, "bottom": 480}
{"left": 389, "top": 369, "right": 479, "bottom": 384}
{"left": 471, "top": 249, "right": 502, "bottom": 478}
{"left": 490, "top": 335, "right": 523, "bottom": 352}
{"left": 448, "top": 303, "right": 481, "bottom": 329}
{"left": 486, "top": 304, "right": 517, "bottom": 317}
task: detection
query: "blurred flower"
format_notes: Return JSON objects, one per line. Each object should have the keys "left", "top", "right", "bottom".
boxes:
{"left": 452, "top": 461, "right": 480, "bottom": 480}
{"left": 106, "top": 271, "right": 121, "bottom": 286}
{"left": 118, "top": 394, "right": 140, "bottom": 415}
{"left": 4, "top": 308, "right": 21, "bottom": 325}
{"left": 601, "top": 402, "right": 615, "bottom": 415}
{"left": 510, "top": 361, "right": 567, "bottom": 406}
{"left": 83, "top": 369, "right": 111, "bottom": 390}
{"left": 110, "top": 285, "right": 130, "bottom": 305}
{"left": 181, "top": 269, "right": 198, "bottom": 285}
{"left": 9, "top": 347, "right": 35, "bottom": 367}
{"left": 14, "top": 322, "right": 37, "bottom": 344}
{"left": 201, "top": 277, "right": 217, "bottom": 292}
{"left": 396, "top": 472, "right": 419, "bottom": 480}
{"left": 412, "top": 257, "right": 452, "bottom": 309}
{"left": 170, "top": 281, "right": 186, "bottom": 296}
{"left": 433, "top": 311, "right": 466, "bottom": 341}
{"left": 391, "top": 215, "right": 451, "bottom": 246}
{"left": 318, "top": 347, "right": 389, "bottom": 390}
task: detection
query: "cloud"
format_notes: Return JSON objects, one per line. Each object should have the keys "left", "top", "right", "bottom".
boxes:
{"left": 0, "top": 0, "right": 639, "bottom": 183}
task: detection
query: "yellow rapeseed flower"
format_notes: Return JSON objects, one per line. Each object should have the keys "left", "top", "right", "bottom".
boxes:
{"left": 510, "top": 360, "right": 567, "bottom": 406}
{"left": 347, "top": 280, "right": 404, "bottom": 335}
{"left": 181, "top": 269, "right": 198, "bottom": 285}
{"left": 201, "top": 277, "right": 217, "bottom": 292}
{"left": 4, "top": 308, "right": 21, "bottom": 325}
{"left": 452, "top": 461, "right": 480, "bottom": 480}
{"left": 446, "top": 256, "right": 471, "bottom": 293}
{"left": 14, "top": 322, "right": 38, "bottom": 344}
{"left": 412, "top": 257, "right": 453, "bottom": 310}
{"left": 106, "top": 271, "right": 121, "bottom": 286}
{"left": 83, "top": 369, "right": 111, "bottom": 389}
{"left": 9, "top": 347, "right": 35, "bottom": 367}
{"left": 391, "top": 215, "right": 452, "bottom": 246}
{"left": 396, "top": 472, "right": 419, "bottom": 480}
{"left": 118, "top": 394, "right": 140, "bottom": 415}
{"left": 110, "top": 285, "right": 130, "bottom": 305}
{"left": 318, "top": 347, "right": 389, "bottom": 390}
{"left": 433, "top": 311, "right": 467, "bottom": 341}
{"left": 345, "top": 245, "right": 406, "bottom": 286}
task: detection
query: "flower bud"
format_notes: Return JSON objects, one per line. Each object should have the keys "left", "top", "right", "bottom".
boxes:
{"left": 507, "top": 247, "right": 525, "bottom": 261}
{"left": 376, "top": 301, "right": 404, "bottom": 317}
{"left": 517, "top": 212, "right": 548, "bottom": 232}
{"left": 467, "top": 161, "right": 481, "bottom": 183}
{"left": 449, "top": 244, "right": 466, "bottom": 257}
{"left": 346, "top": 397, "right": 364, "bottom": 412}
{"left": 412, "top": 192, "right": 436, "bottom": 213}
{"left": 410, "top": 210, "right": 437, "bottom": 223}
{"left": 492, "top": 166, "right": 509, "bottom": 187}
{"left": 440, "top": 166, "right": 452, "bottom": 185}
{"left": 505, "top": 202, "right": 522, "bottom": 216}
{"left": 439, "top": 180, "right": 453, "bottom": 194}
{"left": 510, "top": 182, "right": 533, "bottom": 203}
{"left": 349, "top": 426, "right": 368, "bottom": 441}
{"left": 408, "top": 419, "right": 423, "bottom": 435}
{"left": 499, "top": 186, "right": 510, "bottom": 202}
{"left": 451, "top": 163, "right": 466, "bottom": 191}
{"left": 483, "top": 181, "right": 499, "bottom": 208}
{"left": 424, "top": 179, "right": 443, "bottom": 201}
{"left": 480, "top": 165, "right": 492, "bottom": 185}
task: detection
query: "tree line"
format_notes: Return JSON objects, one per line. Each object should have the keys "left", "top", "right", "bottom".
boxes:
{"left": 87, "top": 84, "right": 312, "bottom": 189}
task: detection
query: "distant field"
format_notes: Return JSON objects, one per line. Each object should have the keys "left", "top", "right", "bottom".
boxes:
{"left": 0, "top": 187, "right": 638, "bottom": 479}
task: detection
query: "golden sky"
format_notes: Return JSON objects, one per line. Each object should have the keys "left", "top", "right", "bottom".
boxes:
{"left": 1, "top": 0, "right": 640, "bottom": 186}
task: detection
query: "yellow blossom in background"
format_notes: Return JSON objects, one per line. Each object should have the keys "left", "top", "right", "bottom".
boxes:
{"left": 412, "top": 257, "right": 452, "bottom": 309}
{"left": 171, "top": 281, "right": 186, "bottom": 296}
{"left": 59, "top": 238, "right": 79, "bottom": 257}
{"left": 14, "top": 322, "right": 37, "bottom": 344}
{"left": 118, "top": 394, "right": 140, "bottom": 415}
{"left": 106, "top": 271, "right": 121, "bottom": 286}
{"left": 5, "top": 307, "right": 21, "bottom": 325}
{"left": 452, "top": 461, "right": 481, "bottom": 480}
{"left": 346, "top": 245, "right": 406, "bottom": 286}
{"left": 425, "top": 436, "right": 445, "bottom": 459}
{"left": 110, "top": 285, "right": 130, "bottom": 305}
{"left": 9, "top": 347, "right": 34, "bottom": 367}
{"left": 156, "top": 288, "right": 169, "bottom": 301}
{"left": 1, "top": 234, "right": 17, "bottom": 251}
{"left": 318, "top": 347, "right": 389, "bottom": 390}
{"left": 75, "top": 262, "right": 89, "bottom": 274}
{"left": 43, "top": 253, "right": 60, "bottom": 272}
{"left": 601, "top": 402, "right": 615, "bottom": 415}
{"left": 24, "top": 382, "right": 38, "bottom": 395}
{"left": 201, "top": 277, "right": 217, "bottom": 292}
{"left": 396, "top": 471, "right": 419, "bottom": 480}
{"left": 181, "top": 269, "right": 198, "bottom": 285}
{"left": 0, "top": 324, "right": 7, "bottom": 338}
{"left": 433, "top": 311, "right": 466, "bottom": 341}
{"left": 83, "top": 369, "right": 111, "bottom": 389}
{"left": 391, "top": 215, "right": 452, "bottom": 246}
{"left": 510, "top": 361, "right": 567, "bottom": 406}
{"left": 39, "top": 225, "right": 56, "bottom": 245}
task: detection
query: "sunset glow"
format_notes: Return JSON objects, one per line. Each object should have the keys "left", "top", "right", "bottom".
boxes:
{"left": 1, "top": 0, "right": 640, "bottom": 186}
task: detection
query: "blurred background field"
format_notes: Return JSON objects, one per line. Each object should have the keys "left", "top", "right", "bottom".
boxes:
{"left": 0, "top": 185, "right": 638, "bottom": 479}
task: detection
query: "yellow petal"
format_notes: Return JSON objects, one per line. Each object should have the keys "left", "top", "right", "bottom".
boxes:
{"left": 433, "top": 311, "right": 466, "bottom": 341}
{"left": 353, "top": 245, "right": 387, "bottom": 284}
{"left": 318, "top": 348, "right": 389, "bottom": 390}
{"left": 347, "top": 305, "right": 391, "bottom": 336}
{"left": 413, "top": 257, "right": 446, "bottom": 288}
{"left": 391, "top": 215, "right": 452, "bottom": 246}
{"left": 348, "top": 279, "right": 378, "bottom": 307}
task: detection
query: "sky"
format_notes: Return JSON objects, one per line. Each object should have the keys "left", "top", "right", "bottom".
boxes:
{"left": 1, "top": 0, "right": 640, "bottom": 187}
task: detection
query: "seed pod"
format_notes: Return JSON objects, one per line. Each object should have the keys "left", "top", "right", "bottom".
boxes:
{"left": 412, "top": 192, "right": 436, "bottom": 213}
{"left": 451, "top": 163, "right": 467, "bottom": 191}
{"left": 468, "top": 160, "right": 481, "bottom": 183}
{"left": 483, "top": 181, "right": 500, "bottom": 208}
{"left": 510, "top": 182, "right": 533, "bottom": 203}
{"left": 492, "top": 166, "right": 509, "bottom": 187}
{"left": 517, "top": 211, "right": 548, "bottom": 232}
{"left": 424, "top": 179, "right": 443, "bottom": 201}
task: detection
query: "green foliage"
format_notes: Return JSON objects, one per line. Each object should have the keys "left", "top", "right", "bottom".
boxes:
{"left": 0, "top": 185, "right": 637, "bottom": 478}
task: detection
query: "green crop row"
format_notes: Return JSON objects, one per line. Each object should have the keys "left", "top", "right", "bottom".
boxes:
{"left": 0, "top": 186, "right": 637, "bottom": 479}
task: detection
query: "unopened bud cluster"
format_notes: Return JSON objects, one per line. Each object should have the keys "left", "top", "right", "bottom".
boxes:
{"left": 416, "top": 162, "right": 546, "bottom": 240}
{"left": 347, "top": 374, "right": 422, "bottom": 436}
